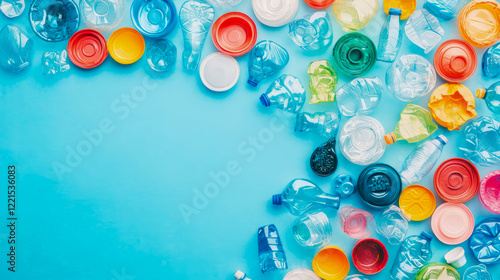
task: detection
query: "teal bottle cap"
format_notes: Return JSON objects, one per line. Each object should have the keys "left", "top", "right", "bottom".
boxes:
{"left": 357, "top": 164, "right": 402, "bottom": 207}
{"left": 332, "top": 33, "right": 376, "bottom": 77}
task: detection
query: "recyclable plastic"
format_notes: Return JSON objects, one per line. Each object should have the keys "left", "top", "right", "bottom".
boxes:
{"left": 358, "top": 165, "right": 402, "bottom": 208}
{"left": 399, "top": 135, "right": 447, "bottom": 185}
{"left": 458, "top": 0, "right": 500, "bottom": 48}
{"left": 386, "top": 55, "right": 436, "bottom": 102}
{"left": 288, "top": 11, "right": 333, "bottom": 51}
{"left": 207, "top": 0, "right": 241, "bottom": 7}
{"left": 339, "top": 116, "right": 386, "bottom": 165}
{"left": 131, "top": 0, "right": 177, "bottom": 37}
{"left": 340, "top": 207, "right": 374, "bottom": 239}
{"left": 345, "top": 275, "right": 370, "bottom": 280}
{"left": 333, "top": 173, "right": 356, "bottom": 198}
{"left": 352, "top": 239, "right": 388, "bottom": 274}
{"left": 469, "top": 217, "right": 500, "bottom": 264}
{"left": 307, "top": 60, "right": 337, "bottom": 104}
{"left": 1, "top": 0, "right": 24, "bottom": 17}
{"left": 431, "top": 203, "right": 474, "bottom": 245}
{"left": 295, "top": 112, "right": 340, "bottom": 139}
{"left": 384, "top": 0, "right": 415, "bottom": 20}
{"left": 399, "top": 185, "right": 436, "bottom": 221}
{"left": 248, "top": 41, "right": 289, "bottom": 87}
{"left": 312, "top": 246, "right": 349, "bottom": 280}
{"left": 147, "top": 39, "right": 177, "bottom": 72}
{"left": 212, "top": 12, "right": 257, "bottom": 57}
{"left": 405, "top": 9, "right": 444, "bottom": 54}
{"left": 29, "top": 0, "right": 80, "bottom": 42}
{"left": 260, "top": 74, "right": 306, "bottom": 113}
{"left": 385, "top": 104, "right": 438, "bottom": 145}
{"left": 284, "top": 269, "right": 321, "bottom": 280}
{"left": 476, "top": 81, "right": 500, "bottom": 113}
{"left": 424, "top": 0, "right": 469, "bottom": 20}
{"left": 272, "top": 178, "right": 340, "bottom": 216}
{"left": 377, "top": 205, "right": 408, "bottom": 245}
{"left": 444, "top": 247, "right": 466, "bottom": 268}
{"left": 483, "top": 43, "right": 500, "bottom": 78}
{"left": 179, "top": 0, "right": 215, "bottom": 72}
{"left": 292, "top": 211, "right": 332, "bottom": 247}
{"left": 0, "top": 25, "right": 33, "bottom": 73}
{"left": 234, "top": 270, "right": 251, "bottom": 280}
{"left": 79, "top": 0, "right": 125, "bottom": 31}
{"left": 414, "top": 263, "right": 459, "bottom": 280}
{"left": 332, "top": 33, "right": 376, "bottom": 77}
{"left": 304, "top": 0, "right": 334, "bottom": 9}
{"left": 42, "top": 50, "right": 70, "bottom": 75}
{"left": 479, "top": 171, "right": 500, "bottom": 214}
{"left": 331, "top": 0, "right": 379, "bottom": 32}
{"left": 107, "top": 28, "right": 145, "bottom": 65}
{"left": 459, "top": 117, "right": 500, "bottom": 166}
{"left": 434, "top": 158, "right": 480, "bottom": 203}
{"left": 257, "top": 224, "right": 287, "bottom": 273}
{"left": 252, "top": 0, "right": 298, "bottom": 27}
{"left": 336, "top": 78, "right": 383, "bottom": 117}
{"left": 199, "top": 52, "right": 240, "bottom": 92}
{"left": 390, "top": 232, "right": 433, "bottom": 280}
{"left": 428, "top": 83, "right": 477, "bottom": 131}
{"left": 310, "top": 138, "right": 338, "bottom": 177}
{"left": 463, "top": 264, "right": 492, "bottom": 280}
{"left": 434, "top": 39, "right": 477, "bottom": 82}
{"left": 377, "top": 8, "right": 403, "bottom": 63}
{"left": 67, "top": 29, "right": 108, "bottom": 69}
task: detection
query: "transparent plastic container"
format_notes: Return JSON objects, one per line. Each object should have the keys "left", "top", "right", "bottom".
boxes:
{"left": 257, "top": 224, "right": 287, "bottom": 273}
{"left": 377, "top": 8, "right": 403, "bottom": 63}
{"left": 336, "top": 78, "right": 383, "bottom": 117}
{"left": 292, "top": 211, "right": 332, "bottom": 247}
{"left": 459, "top": 116, "right": 500, "bottom": 166}
{"left": 0, "top": 25, "right": 33, "bottom": 73}
{"left": 340, "top": 207, "right": 374, "bottom": 239}
{"left": 377, "top": 205, "right": 408, "bottom": 245}
{"left": 295, "top": 112, "right": 340, "bottom": 139}
{"left": 288, "top": 11, "right": 333, "bottom": 51}
{"left": 79, "top": 0, "right": 125, "bottom": 31}
{"left": 146, "top": 39, "right": 176, "bottom": 72}
{"left": 405, "top": 9, "right": 444, "bottom": 54}
{"left": 483, "top": 43, "right": 500, "bottom": 79}
{"left": 260, "top": 74, "right": 306, "bottom": 114}
{"left": 248, "top": 41, "right": 289, "bottom": 87}
{"left": 29, "top": 0, "right": 80, "bottom": 42}
{"left": 42, "top": 50, "right": 70, "bottom": 75}
{"left": 476, "top": 81, "right": 500, "bottom": 114}
{"left": 331, "top": 0, "right": 379, "bottom": 32}
{"left": 390, "top": 232, "right": 433, "bottom": 280}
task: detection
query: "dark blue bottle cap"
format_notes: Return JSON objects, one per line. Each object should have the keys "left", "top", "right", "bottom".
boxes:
{"left": 272, "top": 194, "right": 282, "bottom": 205}
{"left": 247, "top": 79, "right": 258, "bottom": 87}
{"left": 421, "top": 231, "right": 433, "bottom": 241}
{"left": 260, "top": 94, "right": 271, "bottom": 107}
{"left": 389, "top": 8, "right": 402, "bottom": 16}
{"left": 357, "top": 163, "right": 402, "bottom": 207}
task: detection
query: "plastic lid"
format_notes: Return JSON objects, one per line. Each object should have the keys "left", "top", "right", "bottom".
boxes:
{"left": 199, "top": 52, "right": 240, "bottom": 92}
{"left": 130, "top": 0, "right": 178, "bottom": 37}
{"left": 343, "top": 213, "right": 368, "bottom": 236}
{"left": 399, "top": 185, "right": 436, "bottom": 221}
{"left": 312, "top": 245, "right": 349, "bottom": 280}
{"left": 389, "top": 8, "right": 402, "bottom": 16}
{"left": 304, "top": 0, "right": 334, "bottom": 9}
{"left": 212, "top": 12, "right": 257, "bottom": 57}
{"left": 234, "top": 270, "right": 245, "bottom": 279}
{"left": 458, "top": 0, "right": 500, "bottom": 48}
{"left": 332, "top": 33, "right": 376, "bottom": 77}
{"left": 352, "top": 239, "right": 388, "bottom": 275}
{"left": 67, "top": 29, "right": 108, "bottom": 69}
{"left": 476, "top": 88, "right": 486, "bottom": 99}
{"left": 421, "top": 231, "right": 433, "bottom": 241}
{"left": 463, "top": 264, "right": 491, "bottom": 280}
{"left": 384, "top": 132, "right": 396, "bottom": 145}
{"left": 107, "top": 28, "right": 145, "bottom": 65}
{"left": 444, "top": 247, "right": 466, "bottom": 268}
{"left": 358, "top": 164, "right": 402, "bottom": 207}
{"left": 434, "top": 40, "right": 477, "bottom": 82}
{"left": 434, "top": 158, "right": 480, "bottom": 203}
{"left": 251, "top": 0, "right": 299, "bottom": 27}
{"left": 479, "top": 171, "right": 500, "bottom": 214}
{"left": 431, "top": 203, "right": 474, "bottom": 245}
{"left": 284, "top": 269, "right": 321, "bottom": 280}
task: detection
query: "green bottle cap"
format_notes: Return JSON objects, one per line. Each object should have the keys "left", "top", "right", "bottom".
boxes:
{"left": 332, "top": 33, "right": 376, "bottom": 77}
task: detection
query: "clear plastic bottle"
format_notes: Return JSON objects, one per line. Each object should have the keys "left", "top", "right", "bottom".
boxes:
{"left": 207, "top": 0, "right": 241, "bottom": 8}
{"left": 483, "top": 43, "right": 500, "bottom": 79}
{"left": 476, "top": 81, "right": 500, "bottom": 114}
{"left": 377, "top": 205, "right": 409, "bottom": 245}
{"left": 292, "top": 211, "right": 332, "bottom": 247}
{"left": 459, "top": 117, "right": 500, "bottom": 166}
{"left": 79, "top": 0, "right": 125, "bottom": 31}
{"left": 377, "top": 8, "right": 404, "bottom": 63}
{"left": 390, "top": 232, "right": 433, "bottom": 280}
{"left": 29, "top": 0, "right": 80, "bottom": 42}
{"left": 331, "top": 0, "right": 379, "bottom": 33}
{"left": 0, "top": 0, "right": 24, "bottom": 18}
{"left": 400, "top": 135, "right": 447, "bottom": 185}
{"left": 272, "top": 179, "right": 340, "bottom": 216}
{"left": 0, "top": 25, "right": 34, "bottom": 73}
{"left": 405, "top": 9, "right": 444, "bottom": 54}
{"left": 234, "top": 270, "right": 251, "bottom": 280}
{"left": 336, "top": 78, "right": 383, "bottom": 117}
{"left": 288, "top": 11, "right": 333, "bottom": 51}
{"left": 295, "top": 112, "right": 340, "bottom": 139}
{"left": 247, "top": 41, "right": 289, "bottom": 87}
{"left": 260, "top": 74, "right": 306, "bottom": 114}
{"left": 424, "top": 0, "right": 469, "bottom": 20}
{"left": 257, "top": 224, "right": 287, "bottom": 273}
{"left": 42, "top": 50, "right": 70, "bottom": 75}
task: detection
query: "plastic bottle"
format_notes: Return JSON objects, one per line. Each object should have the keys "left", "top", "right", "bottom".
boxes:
{"left": 257, "top": 224, "right": 287, "bottom": 273}
{"left": 463, "top": 264, "right": 492, "bottom": 280}
{"left": 377, "top": 205, "right": 408, "bottom": 245}
{"left": 234, "top": 270, "right": 251, "bottom": 280}
{"left": 331, "top": 0, "right": 379, "bottom": 33}
{"left": 332, "top": 33, "right": 377, "bottom": 77}
{"left": 386, "top": 55, "right": 437, "bottom": 102}
{"left": 295, "top": 112, "right": 340, "bottom": 139}
{"left": 339, "top": 116, "right": 386, "bottom": 165}
{"left": 336, "top": 78, "right": 383, "bottom": 117}
{"left": 146, "top": 39, "right": 177, "bottom": 72}
{"left": 405, "top": 9, "right": 444, "bottom": 54}
{"left": 459, "top": 117, "right": 500, "bottom": 166}
{"left": 469, "top": 217, "right": 500, "bottom": 264}
{"left": 29, "top": 0, "right": 80, "bottom": 42}
{"left": 0, "top": 25, "right": 33, "bottom": 73}
{"left": 252, "top": 0, "right": 298, "bottom": 27}
{"left": 260, "top": 75, "right": 306, "bottom": 114}
{"left": 399, "top": 135, "right": 447, "bottom": 185}
{"left": 248, "top": 41, "right": 289, "bottom": 87}
{"left": 377, "top": 8, "right": 404, "bottom": 63}
{"left": 483, "top": 43, "right": 500, "bottom": 79}
{"left": 390, "top": 232, "right": 433, "bottom": 280}
{"left": 310, "top": 138, "right": 338, "bottom": 177}
{"left": 476, "top": 81, "right": 500, "bottom": 114}
{"left": 292, "top": 211, "right": 332, "bottom": 247}
{"left": 288, "top": 11, "right": 333, "bottom": 51}
{"left": 131, "top": 0, "right": 177, "bottom": 38}
{"left": 272, "top": 179, "right": 340, "bottom": 216}
{"left": 385, "top": 104, "right": 438, "bottom": 145}
{"left": 42, "top": 50, "right": 70, "bottom": 75}
{"left": 424, "top": 0, "right": 469, "bottom": 20}
{"left": 333, "top": 174, "right": 356, "bottom": 198}
{"left": 79, "top": 0, "right": 125, "bottom": 31}
{"left": 207, "top": 0, "right": 241, "bottom": 7}
{"left": 458, "top": 0, "right": 500, "bottom": 48}
{"left": 307, "top": 60, "right": 338, "bottom": 104}
{"left": 0, "top": 0, "right": 24, "bottom": 18}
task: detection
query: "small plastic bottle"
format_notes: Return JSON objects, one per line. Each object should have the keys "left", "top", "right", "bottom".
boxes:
{"left": 483, "top": 43, "right": 500, "bottom": 79}
{"left": 377, "top": 8, "right": 403, "bottom": 63}
{"left": 424, "top": 0, "right": 469, "bottom": 20}
{"left": 260, "top": 75, "right": 306, "bottom": 114}
{"left": 405, "top": 9, "right": 444, "bottom": 54}
{"left": 476, "top": 81, "right": 500, "bottom": 114}
{"left": 247, "top": 41, "right": 289, "bottom": 87}
{"left": 400, "top": 135, "right": 447, "bottom": 185}
{"left": 331, "top": 0, "right": 379, "bottom": 32}
{"left": 390, "top": 232, "right": 433, "bottom": 280}
{"left": 257, "top": 224, "right": 287, "bottom": 273}
{"left": 295, "top": 112, "right": 340, "bottom": 139}
{"left": 385, "top": 104, "right": 438, "bottom": 145}
{"left": 234, "top": 270, "right": 251, "bottom": 280}
{"left": 310, "top": 138, "right": 338, "bottom": 177}
{"left": 377, "top": 205, "right": 408, "bottom": 245}
{"left": 335, "top": 78, "right": 383, "bottom": 117}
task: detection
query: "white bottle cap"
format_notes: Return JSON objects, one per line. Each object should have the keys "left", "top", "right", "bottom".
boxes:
{"left": 251, "top": 0, "right": 299, "bottom": 27}
{"left": 234, "top": 270, "right": 245, "bottom": 279}
{"left": 200, "top": 52, "right": 240, "bottom": 92}
{"left": 444, "top": 247, "right": 466, "bottom": 268}
{"left": 437, "top": 134, "right": 448, "bottom": 144}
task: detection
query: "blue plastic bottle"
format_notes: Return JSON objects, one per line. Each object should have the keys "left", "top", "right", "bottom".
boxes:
{"left": 390, "top": 232, "right": 433, "bottom": 280}
{"left": 333, "top": 174, "right": 356, "bottom": 198}
{"left": 477, "top": 82, "right": 500, "bottom": 114}
{"left": 377, "top": 8, "right": 404, "bottom": 63}
{"left": 295, "top": 112, "right": 340, "bottom": 139}
{"left": 288, "top": 11, "right": 333, "bottom": 51}
{"left": 248, "top": 41, "right": 290, "bottom": 87}
{"left": 0, "top": 25, "right": 34, "bottom": 73}
{"left": 260, "top": 75, "right": 306, "bottom": 114}
{"left": 336, "top": 77, "right": 383, "bottom": 117}
{"left": 469, "top": 217, "right": 500, "bottom": 264}
{"left": 272, "top": 179, "right": 340, "bottom": 216}
{"left": 424, "top": 0, "right": 468, "bottom": 20}
{"left": 405, "top": 9, "right": 444, "bottom": 54}
{"left": 131, "top": 0, "right": 178, "bottom": 37}
{"left": 234, "top": 270, "right": 252, "bottom": 280}
{"left": 257, "top": 224, "right": 287, "bottom": 273}
{"left": 29, "top": 0, "right": 80, "bottom": 42}
{"left": 459, "top": 117, "right": 500, "bottom": 166}
{"left": 483, "top": 43, "right": 500, "bottom": 79}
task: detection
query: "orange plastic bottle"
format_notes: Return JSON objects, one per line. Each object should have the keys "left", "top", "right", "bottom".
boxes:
{"left": 458, "top": 0, "right": 500, "bottom": 48}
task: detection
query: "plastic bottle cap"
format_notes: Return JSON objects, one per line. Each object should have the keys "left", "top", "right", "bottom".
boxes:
{"left": 434, "top": 158, "right": 480, "bottom": 203}
{"left": 251, "top": 0, "right": 299, "bottom": 27}
{"left": 458, "top": 0, "right": 500, "bottom": 48}
{"left": 399, "top": 185, "right": 436, "bottom": 221}
{"left": 332, "top": 33, "right": 376, "bottom": 77}
{"left": 384, "top": 132, "right": 396, "bottom": 145}
{"left": 357, "top": 164, "right": 402, "bottom": 207}
{"left": 444, "top": 247, "right": 467, "bottom": 268}
{"left": 421, "top": 231, "right": 433, "bottom": 241}
{"left": 304, "top": 0, "right": 334, "bottom": 9}
{"left": 352, "top": 239, "right": 388, "bottom": 275}
{"left": 476, "top": 88, "right": 486, "bottom": 99}
{"left": 479, "top": 171, "right": 500, "bottom": 214}
{"left": 212, "top": 12, "right": 257, "bottom": 57}
{"left": 383, "top": 0, "right": 416, "bottom": 20}
{"left": 437, "top": 134, "right": 448, "bottom": 145}
{"left": 199, "top": 52, "right": 240, "bottom": 92}
{"left": 234, "top": 270, "right": 245, "bottom": 279}
{"left": 343, "top": 213, "right": 368, "bottom": 236}
{"left": 434, "top": 40, "right": 477, "bottom": 82}
{"left": 389, "top": 8, "right": 402, "bottom": 16}
{"left": 431, "top": 203, "right": 474, "bottom": 245}
{"left": 312, "top": 246, "right": 349, "bottom": 280}
{"left": 107, "top": 28, "right": 145, "bottom": 65}
{"left": 67, "top": 29, "right": 108, "bottom": 69}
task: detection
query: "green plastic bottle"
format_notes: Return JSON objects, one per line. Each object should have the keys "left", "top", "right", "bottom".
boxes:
{"left": 385, "top": 104, "right": 438, "bottom": 145}
{"left": 307, "top": 60, "right": 338, "bottom": 104}
{"left": 332, "top": 33, "right": 376, "bottom": 77}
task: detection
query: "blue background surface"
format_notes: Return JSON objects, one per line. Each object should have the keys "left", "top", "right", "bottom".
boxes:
{"left": 1, "top": 0, "right": 500, "bottom": 279}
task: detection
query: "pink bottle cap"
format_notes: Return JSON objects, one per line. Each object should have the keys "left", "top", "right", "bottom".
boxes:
{"left": 434, "top": 158, "right": 480, "bottom": 203}
{"left": 212, "top": 12, "right": 257, "bottom": 57}
{"left": 434, "top": 40, "right": 477, "bottom": 82}
{"left": 352, "top": 239, "right": 388, "bottom": 275}
{"left": 479, "top": 170, "right": 500, "bottom": 214}
{"left": 431, "top": 203, "right": 474, "bottom": 245}
{"left": 343, "top": 213, "right": 368, "bottom": 237}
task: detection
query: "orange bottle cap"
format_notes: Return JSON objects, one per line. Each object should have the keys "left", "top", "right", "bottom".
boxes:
{"left": 384, "top": 132, "right": 396, "bottom": 145}
{"left": 312, "top": 245, "right": 349, "bottom": 280}
{"left": 458, "top": 0, "right": 500, "bottom": 48}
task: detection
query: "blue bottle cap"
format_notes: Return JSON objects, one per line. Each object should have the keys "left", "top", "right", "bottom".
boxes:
{"left": 260, "top": 94, "right": 271, "bottom": 107}
{"left": 357, "top": 164, "right": 402, "bottom": 207}
{"left": 389, "top": 8, "right": 402, "bottom": 16}
{"left": 272, "top": 194, "right": 282, "bottom": 205}
{"left": 421, "top": 231, "right": 433, "bottom": 241}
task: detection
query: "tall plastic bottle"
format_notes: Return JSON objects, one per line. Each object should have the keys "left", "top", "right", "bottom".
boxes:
{"left": 390, "top": 232, "right": 433, "bottom": 280}
{"left": 400, "top": 135, "right": 447, "bottom": 185}
{"left": 260, "top": 74, "right": 306, "bottom": 113}
{"left": 257, "top": 224, "right": 287, "bottom": 273}
{"left": 476, "top": 81, "right": 500, "bottom": 114}
{"left": 272, "top": 179, "right": 340, "bottom": 216}
{"left": 377, "top": 8, "right": 404, "bottom": 63}
{"left": 247, "top": 41, "right": 289, "bottom": 87}
{"left": 234, "top": 270, "right": 251, "bottom": 280}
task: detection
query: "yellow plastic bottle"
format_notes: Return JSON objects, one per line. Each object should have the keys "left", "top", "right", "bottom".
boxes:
{"left": 332, "top": 0, "right": 379, "bottom": 33}
{"left": 383, "top": 0, "right": 416, "bottom": 20}
{"left": 458, "top": 0, "right": 500, "bottom": 48}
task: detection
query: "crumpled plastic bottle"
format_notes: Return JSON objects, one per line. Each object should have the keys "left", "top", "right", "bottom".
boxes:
{"left": 390, "top": 232, "right": 433, "bottom": 280}
{"left": 414, "top": 263, "right": 459, "bottom": 280}
{"left": 331, "top": 0, "right": 379, "bottom": 33}
{"left": 258, "top": 224, "right": 287, "bottom": 273}
{"left": 29, "top": 0, "right": 80, "bottom": 42}
{"left": 0, "top": 0, "right": 24, "bottom": 18}
{"left": 42, "top": 50, "right": 70, "bottom": 75}
{"left": 405, "top": 9, "right": 444, "bottom": 54}
{"left": 310, "top": 138, "right": 338, "bottom": 177}
{"left": 0, "top": 25, "right": 33, "bottom": 73}
{"left": 459, "top": 116, "right": 500, "bottom": 166}
{"left": 469, "top": 217, "right": 500, "bottom": 264}
{"left": 288, "top": 11, "right": 333, "bottom": 51}
{"left": 483, "top": 43, "right": 500, "bottom": 79}
{"left": 307, "top": 60, "right": 337, "bottom": 104}
{"left": 336, "top": 78, "right": 383, "bottom": 117}
{"left": 476, "top": 81, "right": 500, "bottom": 113}
{"left": 385, "top": 104, "right": 438, "bottom": 145}
{"left": 79, "top": 0, "right": 125, "bottom": 31}
{"left": 424, "top": 0, "right": 469, "bottom": 20}
{"left": 377, "top": 205, "right": 408, "bottom": 245}
{"left": 247, "top": 41, "right": 289, "bottom": 87}
{"left": 260, "top": 74, "right": 306, "bottom": 114}
{"left": 295, "top": 112, "right": 340, "bottom": 139}
{"left": 377, "top": 8, "right": 404, "bottom": 63}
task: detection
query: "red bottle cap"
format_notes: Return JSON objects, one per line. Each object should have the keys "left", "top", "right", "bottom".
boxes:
{"left": 434, "top": 158, "right": 480, "bottom": 203}
{"left": 212, "top": 12, "right": 257, "bottom": 57}
{"left": 352, "top": 238, "right": 388, "bottom": 275}
{"left": 67, "top": 29, "right": 108, "bottom": 69}
{"left": 304, "top": 0, "right": 335, "bottom": 9}
{"left": 434, "top": 39, "right": 477, "bottom": 82}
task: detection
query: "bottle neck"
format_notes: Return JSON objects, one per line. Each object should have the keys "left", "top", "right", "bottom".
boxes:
{"left": 315, "top": 193, "right": 340, "bottom": 209}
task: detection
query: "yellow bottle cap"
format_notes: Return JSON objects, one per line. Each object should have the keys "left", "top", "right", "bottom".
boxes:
{"left": 384, "top": 132, "right": 396, "bottom": 145}
{"left": 108, "top": 28, "right": 145, "bottom": 65}
{"left": 476, "top": 88, "right": 486, "bottom": 99}
{"left": 383, "top": 0, "right": 416, "bottom": 20}
{"left": 312, "top": 245, "right": 349, "bottom": 280}
{"left": 399, "top": 185, "right": 436, "bottom": 221}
